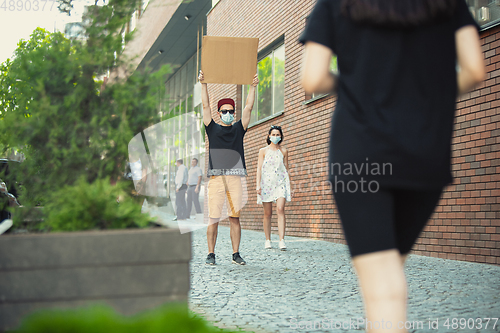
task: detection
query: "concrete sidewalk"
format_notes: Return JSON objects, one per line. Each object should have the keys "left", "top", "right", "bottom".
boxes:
{"left": 188, "top": 226, "right": 500, "bottom": 333}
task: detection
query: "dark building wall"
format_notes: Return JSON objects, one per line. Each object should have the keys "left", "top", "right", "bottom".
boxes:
{"left": 413, "top": 25, "right": 500, "bottom": 265}
{"left": 205, "top": 0, "right": 500, "bottom": 265}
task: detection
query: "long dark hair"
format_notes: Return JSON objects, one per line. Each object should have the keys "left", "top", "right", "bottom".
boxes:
{"left": 341, "top": 0, "right": 457, "bottom": 28}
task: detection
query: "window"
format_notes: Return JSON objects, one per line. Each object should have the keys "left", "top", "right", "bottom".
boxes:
{"left": 466, "top": 0, "right": 500, "bottom": 30}
{"left": 242, "top": 43, "right": 285, "bottom": 125}
{"left": 163, "top": 54, "right": 205, "bottom": 194}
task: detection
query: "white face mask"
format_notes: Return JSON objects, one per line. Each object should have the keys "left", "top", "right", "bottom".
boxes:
{"left": 270, "top": 136, "right": 281, "bottom": 144}
{"left": 221, "top": 112, "right": 234, "bottom": 125}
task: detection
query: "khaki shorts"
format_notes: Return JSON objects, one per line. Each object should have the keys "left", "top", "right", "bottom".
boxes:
{"left": 207, "top": 175, "right": 243, "bottom": 219}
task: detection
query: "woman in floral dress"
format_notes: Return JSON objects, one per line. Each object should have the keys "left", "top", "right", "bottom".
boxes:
{"left": 256, "top": 125, "right": 292, "bottom": 250}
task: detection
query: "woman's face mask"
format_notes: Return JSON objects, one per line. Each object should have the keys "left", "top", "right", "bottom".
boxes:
{"left": 270, "top": 136, "right": 281, "bottom": 144}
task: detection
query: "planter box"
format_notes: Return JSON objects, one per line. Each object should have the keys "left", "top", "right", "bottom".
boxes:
{"left": 0, "top": 228, "right": 190, "bottom": 330}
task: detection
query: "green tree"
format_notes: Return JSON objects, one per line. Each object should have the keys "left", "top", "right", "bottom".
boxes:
{"left": 0, "top": 0, "right": 170, "bottom": 207}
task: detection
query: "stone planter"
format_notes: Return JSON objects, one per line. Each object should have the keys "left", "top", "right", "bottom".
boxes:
{"left": 0, "top": 228, "right": 190, "bottom": 330}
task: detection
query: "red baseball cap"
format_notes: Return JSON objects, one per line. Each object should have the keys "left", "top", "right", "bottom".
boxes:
{"left": 217, "top": 98, "right": 235, "bottom": 110}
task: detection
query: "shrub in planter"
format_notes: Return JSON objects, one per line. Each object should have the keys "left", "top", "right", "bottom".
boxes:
{"left": 17, "top": 303, "right": 248, "bottom": 333}
{"left": 10, "top": 177, "right": 153, "bottom": 232}
{"left": 42, "top": 177, "right": 152, "bottom": 231}
{"left": 0, "top": 0, "right": 185, "bottom": 329}
{"left": 0, "top": 178, "right": 183, "bottom": 331}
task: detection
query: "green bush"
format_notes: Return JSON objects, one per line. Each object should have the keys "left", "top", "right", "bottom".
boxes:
{"left": 38, "top": 177, "right": 152, "bottom": 231}
{"left": 10, "top": 206, "right": 45, "bottom": 233}
{"left": 16, "top": 303, "right": 249, "bottom": 333}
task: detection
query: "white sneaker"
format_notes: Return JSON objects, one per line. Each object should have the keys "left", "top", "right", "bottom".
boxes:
{"left": 279, "top": 240, "right": 286, "bottom": 251}
{"left": 264, "top": 240, "right": 272, "bottom": 249}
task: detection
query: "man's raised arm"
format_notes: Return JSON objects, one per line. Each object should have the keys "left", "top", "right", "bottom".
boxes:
{"left": 241, "top": 73, "right": 259, "bottom": 130}
{"left": 198, "top": 70, "right": 212, "bottom": 127}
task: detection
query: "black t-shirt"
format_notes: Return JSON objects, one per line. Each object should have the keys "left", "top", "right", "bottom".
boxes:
{"left": 299, "top": 0, "right": 478, "bottom": 189}
{"left": 205, "top": 119, "right": 247, "bottom": 176}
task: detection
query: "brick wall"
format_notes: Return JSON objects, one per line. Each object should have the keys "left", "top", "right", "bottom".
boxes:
{"left": 413, "top": 25, "right": 500, "bottom": 265}
{"left": 205, "top": 0, "right": 500, "bottom": 265}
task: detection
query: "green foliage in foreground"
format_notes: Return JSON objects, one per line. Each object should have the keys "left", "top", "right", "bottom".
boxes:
{"left": 12, "top": 177, "right": 152, "bottom": 232}
{"left": 17, "top": 303, "right": 250, "bottom": 333}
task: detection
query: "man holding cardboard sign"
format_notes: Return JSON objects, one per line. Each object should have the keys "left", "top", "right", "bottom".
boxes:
{"left": 199, "top": 69, "right": 258, "bottom": 266}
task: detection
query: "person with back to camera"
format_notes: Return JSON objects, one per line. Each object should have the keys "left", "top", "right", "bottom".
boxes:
{"left": 186, "top": 157, "right": 203, "bottom": 218}
{"left": 300, "top": 0, "right": 484, "bottom": 331}
{"left": 256, "top": 125, "right": 292, "bottom": 250}
{"left": 199, "top": 69, "right": 259, "bottom": 266}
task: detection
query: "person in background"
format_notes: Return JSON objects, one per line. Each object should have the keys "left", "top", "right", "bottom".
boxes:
{"left": 300, "top": 0, "right": 485, "bottom": 331}
{"left": 174, "top": 159, "right": 188, "bottom": 221}
{"left": 256, "top": 125, "right": 292, "bottom": 250}
{"left": 187, "top": 158, "right": 203, "bottom": 218}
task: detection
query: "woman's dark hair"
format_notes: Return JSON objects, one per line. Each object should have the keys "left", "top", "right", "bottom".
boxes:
{"left": 267, "top": 125, "right": 284, "bottom": 145}
{"left": 340, "top": 0, "right": 457, "bottom": 28}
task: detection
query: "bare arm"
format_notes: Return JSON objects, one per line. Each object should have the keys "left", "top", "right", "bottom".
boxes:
{"left": 241, "top": 74, "right": 259, "bottom": 130}
{"left": 256, "top": 148, "right": 265, "bottom": 195}
{"left": 282, "top": 147, "right": 289, "bottom": 171}
{"left": 456, "top": 26, "right": 485, "bottom": 95}
{"left": 301, "top": 41, "right": 337, "bottom": 95}
{"left": 198, "top": 71, "right": 212, "bottom": 127}
{"left": 282, "top": 147, "right": 293, "bottom": 197}
{"left": 195, "top": 175, "right": 202, "bottom": 193}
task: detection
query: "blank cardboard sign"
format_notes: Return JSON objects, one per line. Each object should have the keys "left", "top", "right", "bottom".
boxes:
{"left": 201, "top": 36, "right": 259, "bottom": 85}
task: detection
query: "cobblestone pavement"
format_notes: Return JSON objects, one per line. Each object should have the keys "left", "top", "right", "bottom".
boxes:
{"left": 188, "top": 225, "right": 500, "bottom": 333}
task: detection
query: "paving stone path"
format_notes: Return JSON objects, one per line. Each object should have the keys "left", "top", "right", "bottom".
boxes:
{"left": 188, "top": 226, "right": 500, "bottom": 333}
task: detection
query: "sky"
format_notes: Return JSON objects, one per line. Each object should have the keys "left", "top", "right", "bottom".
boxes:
{"left": 0, "top": 0, "right": 92, "bottom": 64}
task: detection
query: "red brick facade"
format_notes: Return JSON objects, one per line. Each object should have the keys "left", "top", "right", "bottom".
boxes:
{"left": 414, "top": 25, "right": 500, "bottom": 265}
{"left": 205, "top": 0, "right": 500, "bottom": 265}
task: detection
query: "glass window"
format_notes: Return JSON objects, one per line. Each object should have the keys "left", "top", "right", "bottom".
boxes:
{"left": 186, "top": 58, "right": 194, "bottom": 95}
{"left": 242, "top": 43, "right": 285, "bottom": 125}
{"left": 180, "top": 66, "right": 187, "bottom": 99}
{"left": 162, "top": 54, "right": 205, "bottom": 172}
{"left": 187, "top": 95, "right": 193, "bottom": 114}
{"left": 257, "top": 53, "right": 273, "bottom": 120}
{"left": 273, "top": 45, "right": 285, "bottom": 116}
{"left": 174, "top": 74, "right": 180, "bottom": 109}
{"left": 466, "top": 0, "right": 500, "bottom": 30}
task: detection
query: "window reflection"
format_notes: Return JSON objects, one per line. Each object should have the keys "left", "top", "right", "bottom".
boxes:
{"left": 466, "top": 0, "right": 500, "bottom": 29}
{"left": 273, "top": 45, "right": 285, "bottom": 115}
{"left": 243, "top": 43, "right": 286, "bottom": 125}
{"left": 258, "top": 54, "right": 273, "bottom": 120}
{"left": 162, "top": 54, "right": 205, "bottom": 197}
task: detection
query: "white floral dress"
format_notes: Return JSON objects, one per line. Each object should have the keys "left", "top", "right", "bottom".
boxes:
{"left": 257, "top": 148, "right": 291, "bottom": 204}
